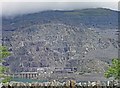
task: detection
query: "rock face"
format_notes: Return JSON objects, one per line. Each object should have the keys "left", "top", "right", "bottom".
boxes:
{"left": 2, "top": 8, "right": 118, "bottom": 76}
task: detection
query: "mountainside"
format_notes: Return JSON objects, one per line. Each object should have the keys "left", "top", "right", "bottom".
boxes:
{"left": 2, "top": 8, "right": 118, "bottom": 77}
{"left": 2, "top": 8, "right": 118, "bottom": 31}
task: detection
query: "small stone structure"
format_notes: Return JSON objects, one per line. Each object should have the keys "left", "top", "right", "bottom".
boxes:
{"left": 12, "top": 72, "right": 38, "bottom": 79}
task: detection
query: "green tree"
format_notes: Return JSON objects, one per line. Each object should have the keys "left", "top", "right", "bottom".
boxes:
{"left": 104, "top": 58, "right": 120, "bottom": 80}
{"left": 0, "top": 45, "right": 11, "bottom": 83}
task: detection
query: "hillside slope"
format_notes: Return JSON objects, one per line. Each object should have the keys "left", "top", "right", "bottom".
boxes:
{"left": 2, "top": 8, "right": 118, "bottom": 76}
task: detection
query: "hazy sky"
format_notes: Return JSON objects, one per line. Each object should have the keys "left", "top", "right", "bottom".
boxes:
{"left": 0, "top": 0, "right": 119, "bottom": 17}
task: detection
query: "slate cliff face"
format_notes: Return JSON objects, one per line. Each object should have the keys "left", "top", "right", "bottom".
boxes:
{"left": 2, "top": 8, "right": 118, "bottom": 74}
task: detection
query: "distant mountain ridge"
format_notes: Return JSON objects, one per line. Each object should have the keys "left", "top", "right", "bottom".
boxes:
{"left": 2, "top": 8, "right": 118, "bottom": 32}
